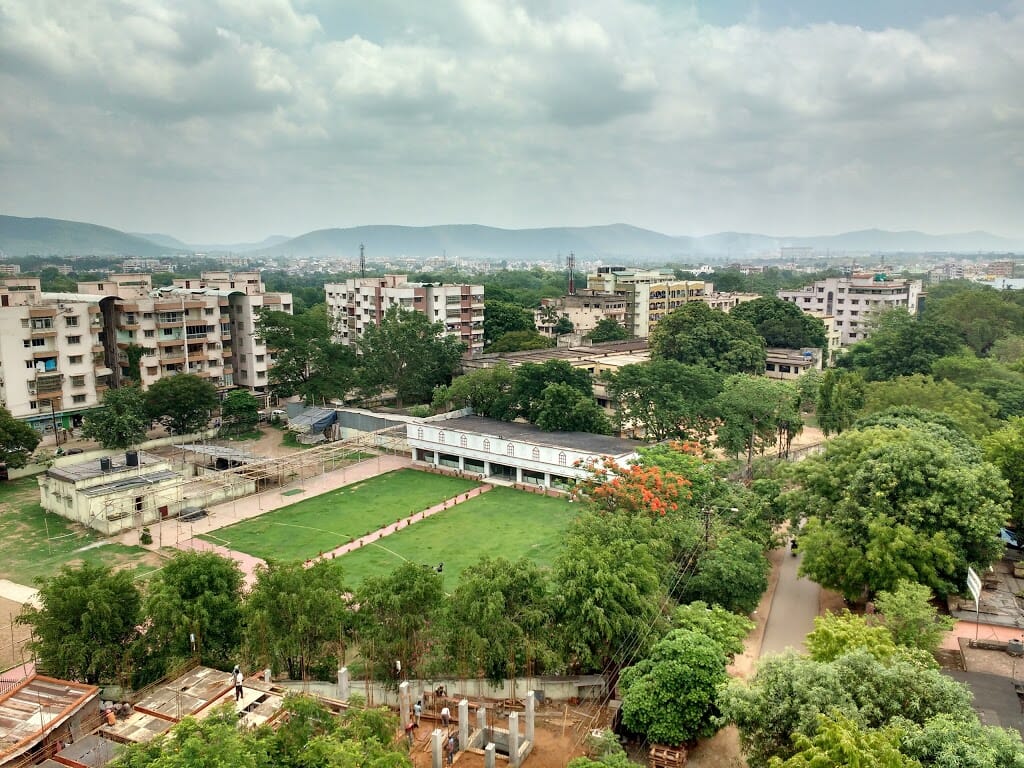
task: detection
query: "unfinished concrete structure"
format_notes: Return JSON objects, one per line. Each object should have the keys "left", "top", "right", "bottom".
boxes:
{"left": 434, "top": 693, "right": 535, "bottom": 767}
{"left": 0, "top": 674, "right": 99, "bottom": 766}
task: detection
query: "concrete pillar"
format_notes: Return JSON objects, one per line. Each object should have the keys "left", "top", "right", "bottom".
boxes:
{"left": 484, "top": 461, "right": 490, "bottom": 477}
{"left": 543, "top": 473, "right": 551, "bottom": 488}
{"left": 484, "top": 742, "right": 496, "bottom": 768}
{"left": 458, "top": 699, "right": 469, "bottom": 751}
{"left": 399, "top": 681, "right": 411, "bottom": 727}
{"left": 508, "top": 712, "right": 520, "bottom": 767}
{"left": 337, "top": 668, "right": 350, "bottom": 700}
{"left": 459, "top": 456, "right": 465, "bottom": 471}
{"left": 431, "top": 729, "right": 444, "bottom": 768}
{"left": 263, "top": 668, "right": 271, "bottom": 684}
{"left": 515, "top": 467, "right": 523, "bottom": 483}
{"left": 525, "top": 691, "right": 535, "bottom": 743}
{"left": 476, "top": 705, "right": 487, "bottom": 734}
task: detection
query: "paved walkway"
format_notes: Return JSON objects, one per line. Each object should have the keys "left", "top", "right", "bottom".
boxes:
{"left": 0, "top": 579, "right": 38, "bottom": 606}
{"left": 760, "top": 548, "right": 822, "bottom": 657}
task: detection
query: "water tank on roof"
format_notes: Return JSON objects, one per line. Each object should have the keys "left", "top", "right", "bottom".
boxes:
{"left": 99, "top": 457, "right": 112, "bottom": 472}
{"left": 126, "top": 450, "right": 139, "bottom": 467}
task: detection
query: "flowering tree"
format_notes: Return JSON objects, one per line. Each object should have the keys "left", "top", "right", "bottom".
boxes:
{"left": 575, "top": 459, "right": 693, "bottom": 516}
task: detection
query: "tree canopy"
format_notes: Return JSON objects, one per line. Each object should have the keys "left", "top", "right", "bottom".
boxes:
{"left": 837, "top": 309, "right": 963, "bottom": 381}
{"left": 219, "top": 390, "right": 260, "bottom": 434}
{"left": 714, "top": 375, "right": 802, "bottom": 473}
{"left": 144, "top": 374, "right": 218, "bottom": 435}
{"left": 82, "top": 386, "right": 149, "bottom": 448}
{"left": 588, "top": 317, "right": 631, "bottom": 343}
{"left": 983, "top": 416, "right": 1024, "bottom": 529}
{"left": 650, "top": 302, "right": 766, "bottom": 374}
{"left": 730, "top": 297, "right": 828, "bottom": 350}
{"left": 483, "top": 300, "right": 535, "bottom": 345}
{"left": 0, "top": 406, "right": 41, "bottom": 468}
{"left": 861, "top": 375, "right": 999, "bottom": 439}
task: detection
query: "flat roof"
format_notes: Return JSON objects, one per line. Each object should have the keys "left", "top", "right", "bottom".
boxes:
{"left": 470, "top": 339, "right": 649, "bottom": 366}
{"left": 437, "top": 416, "right": 641, "bottom": 456}
{"left": 55, "top": 733, "right": 124, "bottom": 767}
{"left": 79, "top": 469, "right": 181, "bottom": 497}
{"left": 0, "top": 675, "right": 99, "bottom": 761}
{"left": 174, "top": 444, "right": 261, "bottom": 462}
{"left": 47, "top": 451, "right": 166, "bottom": 483}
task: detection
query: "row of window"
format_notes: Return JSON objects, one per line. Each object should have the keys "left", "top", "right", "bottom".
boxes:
{"left": 416, "top": 427, "right": 569, "bottom": 464}
{"left": 29, "top": 394, "right": 88, "bottom": 408}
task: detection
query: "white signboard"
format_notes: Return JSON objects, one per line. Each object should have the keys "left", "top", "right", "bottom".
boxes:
{"left": 967, "top": 566, "right": 982, "bottom": 607}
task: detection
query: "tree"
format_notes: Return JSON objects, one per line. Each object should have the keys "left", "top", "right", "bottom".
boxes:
{"left": 862, "top": 375, "right": 999, "bottom": 439}
{"left": 603, "top": 360, "right": 723, "bottom": 441}
{"left": 442, "top": 557, "right": 551, "bottom": 690}
{"left": 486, "top": 329, "right": 555, "bottom": 353}
{"left": 81, "top": 386, "right": 149, "bottom": 448}
{"left": 714, "top": 375, "right": 802, "bottom": 474}
{"left": 244, "top": 560, "right": 351, "bottom": 681}
{"left": 720, "top": 650, "right": 974, "bottom": 767}
{"left": 782, "top": 424, "right": 1009, "bottom": 600}
{"left": 898, "top": 713, "right": 1024, "bottom": 768}
{"left": 431, "top": 363, "right": 518, "bottom": 420}
{"left": 484, "top": 300, "right": 535, "bottom": 345}
{"left": 142, "top": 551, "right": 244, "bottom": 672}
{"left": 619, "top": 629, "right": 729, "bottom": 746}
{"left": 354, "top": 561, "right": 444, "bottom": 683}
{"left": 0, "top": 406, "right": 41, "bottom": 468}
{"left": 767, "top": 713, "right": 918, "bottom": 768}
{"left": 358, "top": 306, "right": 465, "bottom": 407}
{"left": 924, "top": 284, "right": 1024, "bottom": 355}
{"left": 837, "top": 309, "right": 963, "bottom": 381}
{"left": 815, "top": 369, "right": 866, "bottom": 436}
{"left": 144, "top": 374, "right": 218, "bottom": 436}
{"left": 220, "top": 390, "right": 260, "bottom": 435}
{"left": 553, "top": 315, "right": 575, "bottom": 335}
{"left": 588, "top": 317, "right": 630, "bottom": 343}
{"left": 983, "top": 417, "right": 1024, "bottom": 529}
{"left": 931, "top": 354, "right": 1024, "bottom": 419}
{"left": 874, "top": 580, "right": 954, "bottom": 655}
{"left": 650, "top": 302, "right": 766, "bottom": 374}
{"left": 256, "top": 306, "right": 357, "bottom": 402}
{"left": 18, "top": 563, "right": 140, "bottom": 684}
{"left": 511, "top": 360, "right": 593, "bottom": 421}
{"left": 124, "top": 343, "right": 145, "bottom": 383}
{"left": 730, "top": 297, "right": 828, "bottom": 350}
{"left": 578, "top": 460, "right": 694, "bottom": 517}
{"left": 679, "top": 534, "right": 769, "bottom": 615}
{"left": 534, "top": 382, "right": 611, "bottom": 434}
{"left": 672, "top": 601, "right": 754, "bottom": 658}
{"left": 805, "top": 612, "right": 899, "bottom": 663}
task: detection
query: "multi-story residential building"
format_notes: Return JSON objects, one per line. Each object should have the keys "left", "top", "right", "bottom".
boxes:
{"left": 0, "top": 263, "right": 21, "bottom": 275}
{"left": 325, "top": 275, "right": 484, "bottom": 354}
{"left": 534, "top": 291, "right": 628, "bottom": 337}
{"left": 929, "top": 262, "right": 965, "bottom": 282}
{"left": 987, "top": 260, "right": 1015, "bottom": 278}
{"left": 777, "top": 274, "right": 924, "bottom": 347}
{"left": 0, "top": 277, "right": 108, "bottom": 435}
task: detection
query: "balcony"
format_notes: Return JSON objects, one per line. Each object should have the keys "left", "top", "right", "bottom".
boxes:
{"left": 34, "top": 372, "right": 64, "bottom": 393}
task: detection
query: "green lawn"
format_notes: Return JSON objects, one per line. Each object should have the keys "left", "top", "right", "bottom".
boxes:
{"left": 200, "top": 469, "right": 480, "bottom": 562}
{"left": 333, "top": 487, "right": 576, "bottom": 585}
{"left": 0, "top": 478, "right": 158, "bottom": 585}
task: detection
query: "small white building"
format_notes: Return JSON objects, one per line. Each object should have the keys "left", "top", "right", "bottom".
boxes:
{"left": 407, "top": 415, "right": 641, "bottom": 490}
{"left": 764, "top": 348, "right": 823, "bottom": 381}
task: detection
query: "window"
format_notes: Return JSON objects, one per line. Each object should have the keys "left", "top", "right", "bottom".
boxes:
{"left": 31, "top": 318, "right": 52, "bottom": 330}
{"left": 205, "top": 308, "right": 214, "bottom": 316}
{"left": 72, "top": 394, "right": 86, "bottom": 404}
{"left": 144, "top": 329, "right": 155, "bottom": 338}
{"left": 20, "top": 319, "right": 28, "bottom": 328}
{"left": 65, "top": 315, "right": 79, "bottom": 327}
{"left": 460, "top": 435, "right": 468, "bottom": 448}
{"left": 22, "top": 340, "right": 29, "bottom": 348}
{"left": 29, "top": 400, "right": 37, "bottom": 409}
{"left": 162, "top": 328, "right": 174, "bottom": 336}
{"left": 558, "top": 452, "right": 567, "bottom": 466}
{"left": 417, "top": 427, "right": 424, "bottom": 439}
{"left": 506, "top": 444, "right": 514, "bottom": 456}
{"left": 531, "top": 447, "right": 540, "bottom": 460}
{"left": 438, "top": 431, "right": 445, "bottom": 444}
{"left": 66, "top": 335, "right": 81, "bottom": 344}
{"left": 70, "top": 354, "right": 83, "bottom": 364}
{"left": 25, "top": 360, "right": 33, "bottom": 369}
{"left": 71, "top": 375, "right": 85, "bottom": 386}
{"left": 483, "top": 439, "right": 491, "bottom": 452}
{"left": 256, "top": 354, "right": 265, "bottom": 362}
{"left": 32, "top": 338, "right": 45, "bottom": 347}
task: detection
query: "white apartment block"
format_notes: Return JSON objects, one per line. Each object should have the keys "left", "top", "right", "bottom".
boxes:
{"left": 325, "top": 275, "right": 484, "bottom": 354}
{"left": 777, "top": 275, "right": 924, "bottom": 347}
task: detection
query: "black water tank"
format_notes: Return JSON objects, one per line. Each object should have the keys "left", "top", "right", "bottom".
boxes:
{"left": 99, "top": 457, "right": 112, "bottom": 472}
{"left": 126, "top": 450, "right": 139, "bottom": 467}
{"left": 1008, "top": 638, "right": 1024, "bottom": 657}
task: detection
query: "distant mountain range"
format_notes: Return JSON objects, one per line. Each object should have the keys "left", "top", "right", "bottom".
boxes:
{"left": 0, "top": 214, "right": 1020, "bottom": 261}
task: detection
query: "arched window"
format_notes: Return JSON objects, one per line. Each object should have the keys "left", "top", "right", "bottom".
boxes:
{"left": 558, "top": 452, "right": 567, "bottom": 466}
{"left": 531, "top": 447, "right": 540, "bottom": 461}
{"left": 506, "top": 444, "right": 515, "bottom": 457}
{"left": 460, "top": 435, "right": 468, "bottom": 448}
{"left": 417, "top": 427, "right": 424, "bottom": 439}
{"left": 483, "top": 439, "right": 491, "bottom": 452}
{"left": 438, "top": 431, "right": 445, "bottom": 444}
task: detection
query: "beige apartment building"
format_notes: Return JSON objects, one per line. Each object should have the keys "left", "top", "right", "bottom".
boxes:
{"left": 534, "top": 290, "right": 628, "bottom": 337}
{"left": 777, "top": 274, "right": 924, "bottom": 347}
{"left": 325, "top": 275, "right": 484, "bottom": 354}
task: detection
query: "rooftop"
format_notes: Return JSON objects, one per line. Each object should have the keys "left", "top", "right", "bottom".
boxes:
{"left": 46, "top": 451, "right": 167, "bottom": 484}
{"left": 0, "top": 675, "right": 99, "bottom": 762}
{"left": 468, "top": 339, "right": 649, "bottom": 367}
{"left": 79, "top": 469, "right": 181, "bottom": 497}
{"left": 439, "top": 415, "right": 642, "bottom": 456}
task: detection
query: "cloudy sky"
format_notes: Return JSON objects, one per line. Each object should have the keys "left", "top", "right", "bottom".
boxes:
{"left": 1, "top": 0, "right": 1022, "bottom": 243}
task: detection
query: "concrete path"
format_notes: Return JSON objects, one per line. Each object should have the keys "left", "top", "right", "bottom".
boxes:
{"left": 759, "top": 549, "right": 821, "bottom": 657}
{"left": 0, "top": 580, "right": 38, "bottom": 607}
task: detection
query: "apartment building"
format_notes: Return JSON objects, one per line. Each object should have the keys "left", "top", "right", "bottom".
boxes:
{"left": 777, "top": 274, "right": 924, "bottom": 347}
{"left": 534, "top": 290, "right": 628, "bottom": 337}
{"left": 0, "top": 277, "right": 108, "bottom": 435}
{"left": 325, "top": 275, "right": 484, "bottom": 354}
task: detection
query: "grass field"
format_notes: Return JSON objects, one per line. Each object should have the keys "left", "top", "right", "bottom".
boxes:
{"left": 333, "top": 487, "right": 576, "bottom": 585}
{"left": 200, "top": 469, "right": 480, "bottom": 562}
{"left": 0, "top": 478, "right": 160, "bottom": 586}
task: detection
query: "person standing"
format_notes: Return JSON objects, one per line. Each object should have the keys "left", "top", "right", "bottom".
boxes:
{"left": 414, "top": 700, "right": 422, "bottom": 726}
{"left": 234, "top": 668, "right": 244, "bottom": 701}
{"left": 440, "top": 704, "right": 450, "bottom": 727}
{"left": 446, "top": 734, "right": 455, "bottom": 766}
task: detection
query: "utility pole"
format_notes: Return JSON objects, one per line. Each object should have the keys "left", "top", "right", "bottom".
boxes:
{"left": 703, "top": 507, "right": 713, "bottom": 547}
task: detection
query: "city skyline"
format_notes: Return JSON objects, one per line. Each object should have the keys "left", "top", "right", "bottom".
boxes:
{"left": 1, "top": 1, "right": 1021, "bottom": 243}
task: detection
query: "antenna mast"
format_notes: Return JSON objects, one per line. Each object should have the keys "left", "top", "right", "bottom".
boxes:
{"left": 359, "top": 243, "right": 365, "bottom": 278}
{"left": 567, "top": 251, "right": 576, "bottom": 295}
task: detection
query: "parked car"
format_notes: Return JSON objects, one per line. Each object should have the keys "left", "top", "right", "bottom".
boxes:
{"left": 1000, "top": 527, "right": 1021, "bottom": 549}
{"left": 272, "top": 409, "right": 287, "bottom": 417}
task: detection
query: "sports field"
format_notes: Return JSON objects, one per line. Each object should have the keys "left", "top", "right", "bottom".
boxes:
{"left": 199, "top": 469, "right": 480, "bottom": 562}
{"left": 334, "top": 486, "right": 576, "bottom": 585}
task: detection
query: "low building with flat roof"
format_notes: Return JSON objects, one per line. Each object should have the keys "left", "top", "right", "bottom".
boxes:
{"left": 0, "top": 674, "right": 99, "bottom": 765}
{"left": 408, "top": 415, "right": 641, "bottom": 490}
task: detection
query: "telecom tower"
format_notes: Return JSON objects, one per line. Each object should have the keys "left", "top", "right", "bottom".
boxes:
{"left": 359, "top": 243, "right": 365, "bottom": 278}
{"left": 567, "top": 251, "right": 576, "bottom": 295}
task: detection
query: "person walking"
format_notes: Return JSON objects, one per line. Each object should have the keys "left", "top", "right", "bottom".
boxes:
{"left": 414, "top": 700, "right": 422, "bottom": 726}
{"left": 446, "top": 734, "right": 455, "bottom": 766}
{"left": 440, "top": 705, "right": 450, "bottom": 727}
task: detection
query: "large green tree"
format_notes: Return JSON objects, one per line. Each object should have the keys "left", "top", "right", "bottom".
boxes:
{"left": 0, "top": 406, "right": 41, "bottom": 468}
{"left": 983, "top": 416, "right": 1024, "bottom": 529}
{"left": 932, "top": 353, "right": 1024, "bottom": 419}
{"left": 782, "top": 424, "right": 1009, "bottom": 599}
{"left": 82, "top": 386, "right": 149, "bottom": 448}
{"left": 144, "top": 374, "right": 218, "bottom": 436}
{"left": 511, "top": 359, "right": 593, "bottom": 422}
{"left": 244, "top": 560, "right": 351, "bottom": 680}
{"left": 431, "top": 363, "right": 518, "bottom": 420}
{"left": 815, "top": 369, "right": 866, "bottom": 437}
{"left": 874, "top": 580, "right": 954, "bottom": 655}
{"left": 861, "top": 375, "right": 999, "bottom": 439}
{"left": 357, "top": 306, "right": 465, "bottom": 407}
{"left": 619, "top": 629, "right": 729, "bottom": 746}
{"left": 534, "top": 382, "right": 611, "bottom": 434}
{"left": 650, "top": 302, "right": 766, "bottom": 374}
{"left": 483, "top": 300, "right": 535, "bottom": 345}
{"left": 924, "top": 283, "right": 1024, "bottom": 355}
{"left": 588, "top": 317, "right": 631, "bottom": 343}
{"left": 767, "top": 713, "right": 918, "bottom": 768}
{"left": 19, "top": 563, "right": 140, "bottom": 684}
{"left": 730, "top": 297, "right": 828, "bottom": 350}
{"left": 672, "top": 601, "right": 754, "bottom": 659}
{"left": 714, "top": 375, "right": 802, "bottom": 474}
{"left": 838, "top": 309, "right": 963, "bottom": 381}
{"left": 679, "top": 534, "right": 770, "bottom": 614}
{"left": 485, "top": 329, "right": 554, "bottom": 353}
{"left": 603, "top": 360, "right": 723, "bottom": 441}
{"left": 256, "top": 306, "right": 357, "bottom": 402}
{"left": 219, "top": 390, "right": 260, "bottom": 435}
{"left": 898, "top": 713, "right": 1024, "bottom": 768}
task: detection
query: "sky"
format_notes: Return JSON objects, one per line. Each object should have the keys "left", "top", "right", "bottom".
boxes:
{"left": 0, "top": 0, "right": 1022, "bottom": 243}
